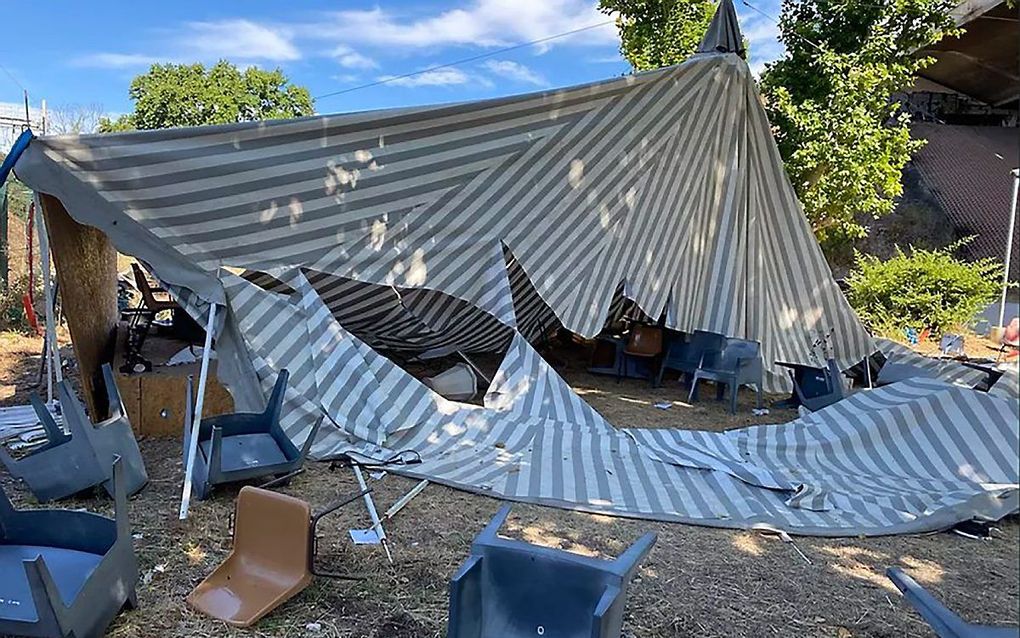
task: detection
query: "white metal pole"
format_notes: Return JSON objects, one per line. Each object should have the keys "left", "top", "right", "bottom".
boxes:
{"left": 353, "top": 465, "right": 393, "bottom": 563}
{"left": 34, "top": 195, "right": 62, "bottom": 405}
{"left": 997, "top": 169, "right": 1018, "bottom": 329}
{"left": 179, "top": 303, "right": 217, "bottom": 520}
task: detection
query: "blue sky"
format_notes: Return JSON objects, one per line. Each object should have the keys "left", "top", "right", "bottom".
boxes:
{"left": 0, "top": 0, "right": 784, "bottom": 129}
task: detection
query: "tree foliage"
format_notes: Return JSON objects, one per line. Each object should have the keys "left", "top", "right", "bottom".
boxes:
{"left": 99, "top": 61, "right": 314, "bottom": 132}
{"left": 760, "top": 0, "right": 959, "bottom": 258}
{"left": 599, "top": 0, "right": 716, "bottom": 70}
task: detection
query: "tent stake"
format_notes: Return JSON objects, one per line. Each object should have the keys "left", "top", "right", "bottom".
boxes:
{"left": 353, "top": 465, "right": 392, "bottom": 563}
{"left": 179, "top": 303, "right": 217, "bottom": 520}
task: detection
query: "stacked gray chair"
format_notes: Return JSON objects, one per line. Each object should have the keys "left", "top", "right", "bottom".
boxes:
{"left": 0, "top": 364, "right": 147, "bottom": 502}
{"left": 183, "top": 369, "right": 321, "bottom": 500}
{"left": 688, "top": 337, "right": 764, "bottom": 414}
{"left": 447, "top": 504, "right": 656, "bottom": 638}
{"left": 887, "top": 568, "right": 1019, "bottom": 638}
{"left": 0, "top": 457, "right": 139, "bottom": 638}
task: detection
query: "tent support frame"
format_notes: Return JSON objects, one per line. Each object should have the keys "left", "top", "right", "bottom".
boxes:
{"left": 179, "top": 303, "right": 217, "bottom": 520}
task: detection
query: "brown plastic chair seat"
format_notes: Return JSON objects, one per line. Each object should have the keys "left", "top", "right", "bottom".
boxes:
{"left": 187, "top": 487, "right": 313, "bottom": 627}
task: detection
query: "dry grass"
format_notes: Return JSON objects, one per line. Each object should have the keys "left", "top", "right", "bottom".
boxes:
{"left": 2, "top": 332, "right": 1018, "bottom": 637}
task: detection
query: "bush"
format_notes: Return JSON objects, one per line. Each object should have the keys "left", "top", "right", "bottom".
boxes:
{"left": 846, "top": 239, "right": 1005, "bottom": 336}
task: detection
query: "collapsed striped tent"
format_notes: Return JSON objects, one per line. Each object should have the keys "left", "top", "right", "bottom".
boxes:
{"left": 19, "top": 4, "right": 1013, "bottom": 536}
{"left": 13, "top": 1, "right": 872, "bottom": 405}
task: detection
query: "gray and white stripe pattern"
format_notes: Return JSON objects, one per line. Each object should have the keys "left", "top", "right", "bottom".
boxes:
{"left": 217, "top": 270, "right": 1016, "bottom": 536}
{"left": 17, "top": 51, "right": 873, "bottom": 390}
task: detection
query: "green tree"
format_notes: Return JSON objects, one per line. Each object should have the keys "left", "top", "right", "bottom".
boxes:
{"left": 599, "top": 0, "right": 716, "bottom": 70}
{"left": 99, "top": 61, "right": 314, "bottom": 132}
{"left": 760, "top": 0, "right": 959, "bottom": 259}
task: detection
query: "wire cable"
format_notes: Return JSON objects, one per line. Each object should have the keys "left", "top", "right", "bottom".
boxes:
{"left": 0, "top": 61, "right": 26, "bottom": 92}
{"left": 313, "top": 19, "right": 616, "bottom": 102}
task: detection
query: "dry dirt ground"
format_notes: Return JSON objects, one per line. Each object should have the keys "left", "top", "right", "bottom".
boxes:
{"left": 1, "top": 331, "right": 1018, "bottom": 638}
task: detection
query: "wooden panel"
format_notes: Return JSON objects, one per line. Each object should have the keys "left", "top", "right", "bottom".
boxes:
{"left": 112, "top": 321, "right": 236, "bottom": 437}
{"left": 40, "top": 194, "right": 119, "bottom": 418}
{"left": 138, "top": 368, "right": 234, "bottom": 437}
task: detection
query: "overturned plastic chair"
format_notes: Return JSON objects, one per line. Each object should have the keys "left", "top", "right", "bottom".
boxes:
{"left": 447, "top": 504, "right": 656, "bottom": 638}
{"left": 182, "top": 369, "right": 321, "bottom": 500}
{"left": 0, "top": 457, "right": 139, "bottom": 638}
{"left": 187, "top": 485, "right": 366, "bottom": 627}
{"left": 0, "top": 364, "right": 148, "bottom": 502}
{"left": 887, "top": 568, "right": 1019, "bottom": 638}
{"left": 775, "top": 358, "right": 846, "bottom": 411}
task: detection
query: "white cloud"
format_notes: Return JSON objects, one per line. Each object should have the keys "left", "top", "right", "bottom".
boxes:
{"left": 482, "top": 60, "right": 547, "bottom": 86}
{"left": 331, "top": 45, "right": 377, "bottom": 70}
{"left": 74, "top": 19, "right": 299, "bottom": 69}
{"left": 178, "top": 19, "right": 300, "bottom": 62}
{"left": 72, "top": 53, "right": 162, "bottom": 69}
{"left": 738, "top": 10, "right": 785, "bottom": 76}
{"left": 308, "top": 0, "right": 617, "bottom": 50}
{"left": 380, "top": 68, "right": 471, "bottom": 88}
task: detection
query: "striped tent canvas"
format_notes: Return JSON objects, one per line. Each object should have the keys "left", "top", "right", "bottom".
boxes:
{"left": 13, "top": 2, "right": 872, "bottom": 403}
{"left": 16, "top": 3, "right": 1012, "bottom": 536}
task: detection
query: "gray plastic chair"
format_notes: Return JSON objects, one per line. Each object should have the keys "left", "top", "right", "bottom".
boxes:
{"left": 887, "top": 568, "right": 1019, "bottom": 638}
{"left": 0, "top": 364, "right": 148, "bottom": 502}
{"left": 688, "top": 337, "right": 763, "bottom": 414}
{"left": 447, "top": 504, "right": 656, "bottom": 638}
{"left": 656, "top": 329, "right": 726, "bottom": 387}
{"left": 182, "top": 369, "right": 321, "bottom": 500}
{"left": 0, "top": 457, "right": 140, "bottom": 638}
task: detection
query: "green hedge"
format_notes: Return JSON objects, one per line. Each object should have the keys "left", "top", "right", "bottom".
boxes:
{"left": 846, "top": 239, "right": 1004, "bottom": 336}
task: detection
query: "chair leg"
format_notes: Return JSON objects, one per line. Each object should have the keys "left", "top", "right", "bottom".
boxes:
{"left": 688, "top": 376, "right": 699, "bottom": 403}
{"left": 729, "top": 384, "right": 738, "bottom": 415}
{"left": 715, "top": 383, "right": 725, "bottom": 401}
{"left": 617, "top": 353, "right": 625, "bottom": 384}
{"left": 755, "top": 386, "right": 763, "bottom": 410}
{"left": 651, "top": 355, "right": 662, "bottom": 389}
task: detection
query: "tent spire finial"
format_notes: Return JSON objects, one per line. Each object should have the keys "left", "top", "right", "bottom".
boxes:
{"left": 697, "top": 0, "right": 746, "bottom": 58}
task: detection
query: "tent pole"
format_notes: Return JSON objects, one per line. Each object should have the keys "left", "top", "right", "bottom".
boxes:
{"left": 353, "top": 465, "right": 393, "bottom": 563}
{"left": 179, "top": 303, "right": 217, "bottom": 520}
{"left": 997, "top": 168, "right": 1018, "bottom": 329}
{"left": 34, "top": 194, "right": 62, "bottom": 404}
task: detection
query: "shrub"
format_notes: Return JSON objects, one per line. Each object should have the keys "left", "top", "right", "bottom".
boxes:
{"left": 846, "top": 239, "right": 1005, "bottom": 336}
{"left": 0, "top": 274, "right": 43, "bottom": 333}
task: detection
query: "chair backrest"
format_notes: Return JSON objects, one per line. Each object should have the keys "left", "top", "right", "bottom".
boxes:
{"left": 687, "top": 330, "right": 725, "bottom": 361}
{"left": 626, "top": 325, "right": 663, "bottom": 356}
{"left": 233, "top": 486, "right": 312, "bottom": 579}
{"left": 713, "top": 338, "right": 761, "bottom": 371}
{"left": 131, "top": 263, "right": 162, "bottom": 310}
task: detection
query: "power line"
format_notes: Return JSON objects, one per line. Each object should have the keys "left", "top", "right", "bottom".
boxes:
{"left": 0, "top": 61, "right": 26, "bottom": 92}
{"left": 740, "top": 0, "right": 826, "bottom": 53}
{"left": 313, "top": 20, "right": 616, "bottom": 102}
